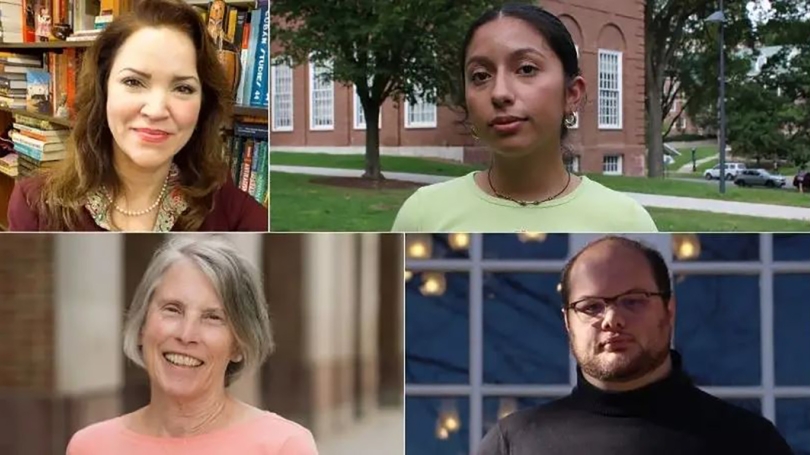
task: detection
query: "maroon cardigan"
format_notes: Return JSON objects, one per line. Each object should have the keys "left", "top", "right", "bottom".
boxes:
{"left": 7, "top": 176, "right": 269, "bottom": 232}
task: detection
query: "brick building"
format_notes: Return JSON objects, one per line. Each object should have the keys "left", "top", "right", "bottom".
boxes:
{"left": 270, "top": 0, "right": 648, "bottom": 176}
{"left": 0, "top": 234, "right": 403, "bottom": 455}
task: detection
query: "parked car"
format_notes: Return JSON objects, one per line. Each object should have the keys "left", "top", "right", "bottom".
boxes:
{"left": 794, "top": 171, "right": 810, "bottom": 190}
{"left": 704, "top": 162, "right": 746, "bottom": 180}
{"left": 734, "top": 169, "right": 786, "bottom": 188}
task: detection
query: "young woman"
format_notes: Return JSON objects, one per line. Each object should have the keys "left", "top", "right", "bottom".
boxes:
{"left": 8, "top": 0, "right": 267, "bottom": 231}
{"left": 392, "top": 4, "right": 657, "bottom": 232}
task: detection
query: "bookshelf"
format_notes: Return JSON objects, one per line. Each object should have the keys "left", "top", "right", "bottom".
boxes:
{"left": 0, "top": 42, "right": 95, "bottom": 51}
{"left": 0, "top": 106, "right": 73, "bottom": 127}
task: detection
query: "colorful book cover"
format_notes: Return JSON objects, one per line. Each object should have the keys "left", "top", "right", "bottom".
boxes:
{"left": 249, "top": 5, "right": 268, "bottom": 107}
{"left": 25, "top": 68, "right": 50, "bottom": 114}
{"left": 241, "top": 9, "right": 259, "bottom": 105}
{"left": 235, "top": 21, "right": 250, "bottom": 105}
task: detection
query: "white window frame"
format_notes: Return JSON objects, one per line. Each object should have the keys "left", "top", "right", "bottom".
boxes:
{"left": 597, "top": 49, "right": 623, "bottom": 130}
{"left": 270, "top": 63, "right": 294, "bottom": 132}
{"left": 353, "top": 83, "right": 382, "bottom": 130}
{"left": 404, "top": 87, "right": 438, "bottom": 129}
{"left": 309, "top": 59, "right": 334, "bottom": 131}
{"left": 602, "top": 154, "right": 623, "bottom": 175}
{"left": 405, "top": 234, "right": 810, "bottom": 455}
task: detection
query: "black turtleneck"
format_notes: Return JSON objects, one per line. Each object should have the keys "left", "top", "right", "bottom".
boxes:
{"left": 478, "top": 351, "right": 794, "bottom": 455}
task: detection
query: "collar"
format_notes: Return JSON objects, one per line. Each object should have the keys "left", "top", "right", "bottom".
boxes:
{"left": 570, "top": 350, "right": 693, "bottom": 417}
{"left": 85, "top": 163, "right": 188, "bottom": 232}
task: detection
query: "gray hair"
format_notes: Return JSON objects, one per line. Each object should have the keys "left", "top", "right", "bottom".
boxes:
{"left": 123, "top": 236, "right": 274, "bottom": 386}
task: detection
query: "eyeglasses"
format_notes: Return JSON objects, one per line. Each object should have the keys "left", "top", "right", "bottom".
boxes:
{"left": 565, "top": 290, "right": 668, "bottom": 322}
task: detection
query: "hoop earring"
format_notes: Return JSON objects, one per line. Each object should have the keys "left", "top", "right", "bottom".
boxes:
{"left": 564, "top": 112, "right": 577, "bottom": 128}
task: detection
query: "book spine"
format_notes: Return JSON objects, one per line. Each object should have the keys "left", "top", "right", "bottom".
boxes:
{"left": 239, "top": 139, "right": 253, "bottom": 191}
{"left": 241, "top": 10, "right": 259, "bottom": 105}
{"left": 235, "top": 21, "right": 250, "bottom": 105}
{"left": 248, "top": 7, "right": 268, "bottom": 107}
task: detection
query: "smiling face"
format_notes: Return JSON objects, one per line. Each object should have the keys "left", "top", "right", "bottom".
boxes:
{"left": 464, "top": 16, "right": 582, "bottom": 158}
{"left": 564, "top": 241, "right": 675, "bottom": 383}
{"left": 106, "top": 26, "right": 202, "bottom": 172}
{"left": 140, "top": 258, "right": 242, "bottom": 400}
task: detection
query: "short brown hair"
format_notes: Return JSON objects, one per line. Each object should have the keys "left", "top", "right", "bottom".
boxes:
{"left": 38, "top": 0, "right": 231, "bottom": 230}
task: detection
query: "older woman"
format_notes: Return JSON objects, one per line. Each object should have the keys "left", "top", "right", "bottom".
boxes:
{"left": 67, "top": 237, "right": 317, "bottom": 454}
{"left": 7, "top": 0, "right": 267, "bottom": 231}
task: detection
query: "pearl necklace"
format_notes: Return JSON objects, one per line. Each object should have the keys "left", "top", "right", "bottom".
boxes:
{"left": 104, "top": 175, "right": 169, "bottom": 217}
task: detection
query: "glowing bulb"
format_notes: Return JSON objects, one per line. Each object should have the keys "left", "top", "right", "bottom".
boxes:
{"left": 406, "top": 235, "right": 432, "bottom": 258}
{"left": 449, "top": 233, "right": 470, "bottom": 250}
{"left": 420, "top": 273, "right": 446, "bottom": 296}
{"left": 498, "top": 398, "right": 518, "bottom": 420}
{"left": 517, "top": 232, "right": 547, "bottom": 243}
{"left": 436, "top": 425, "right": 449, "bottom": 440}
{"left": 556, "top": 282, "right": 562, "bottom": 293}
{"left": 442, "top": 414, "right": 460, "bottom": 432}
{"left": 673, "top": 234, "right": 700, "bottom": 261}
{"left": 404, "top": 270, "right": 413, "bottom": 282}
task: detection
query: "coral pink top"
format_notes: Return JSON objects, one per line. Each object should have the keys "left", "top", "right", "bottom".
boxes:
{"left": 66, "top": 411, "right": 318, "bottom": 455}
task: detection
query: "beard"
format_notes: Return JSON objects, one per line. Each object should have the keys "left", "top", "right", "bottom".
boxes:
{"left": 570, "top": 316, "right": 672, "bottom": 383}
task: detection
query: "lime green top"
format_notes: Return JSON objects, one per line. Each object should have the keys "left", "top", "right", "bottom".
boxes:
{"left": 391, "top": 172, "right": 658, "bottom": 232}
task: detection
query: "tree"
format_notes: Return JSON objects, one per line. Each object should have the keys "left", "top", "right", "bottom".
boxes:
{"left": 271, "top": 0, "right": 523, "bottom": 181}
{"left": 645, "top": 0, "right": 753, "bottom": 177}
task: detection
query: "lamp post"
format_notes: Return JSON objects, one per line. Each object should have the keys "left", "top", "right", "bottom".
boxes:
{"left": 706, "top": 2, "right": 726, "bottom": 193}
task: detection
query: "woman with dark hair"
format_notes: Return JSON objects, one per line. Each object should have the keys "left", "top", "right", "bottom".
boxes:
{"left": 7, "top": 0, "right": 267, "bottom": 231}
{"left": 392, "top": 3, "right": 656, "bottom": 232}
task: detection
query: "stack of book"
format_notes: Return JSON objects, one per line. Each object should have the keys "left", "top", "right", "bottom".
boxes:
{"left": 0, "top": 151, "right": 18, "bottom": 177}
{"left": 9, "top": 113, "right": 69, "bottom": 178}
{"left": 0, "top": 52, "right": 42, "bottom": 110}
{"left": 227, "top": 118, "right": 268, "bottom": 206}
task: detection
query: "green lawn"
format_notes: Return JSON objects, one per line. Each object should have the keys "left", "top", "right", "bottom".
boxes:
{"left": 270, "top": 172, "right": 810, "bottom": 232}
{"left": 647, "top": 207, "right": 810, "bottom": 231}
{"left": 669, "top": 146, "right": 716, "bottom": 172}
{"left": 271, "top": 152, "right": 810, "bottom": 209}
{"left": 271, "top": 151, "right": 481, "bottom": 177}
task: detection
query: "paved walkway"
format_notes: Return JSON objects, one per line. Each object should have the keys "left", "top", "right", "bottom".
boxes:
{"left": 676, "top": 154, "right": 718, "bottom": 173}
{"left": 273, "top": 165, "right": 810, "bottom": 221}
{"left": 317, "top": 409, "right": 403, "bottom": 455}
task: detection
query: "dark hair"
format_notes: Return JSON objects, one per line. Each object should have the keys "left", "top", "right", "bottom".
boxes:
{"left": 457, "top": 3, "right": 582, "bottom": 142}
{"left": 37, "top": 0, "right": 231, "bottom": 231}
{"left": 559, "top": 236, "right": 673, "bottom": 307}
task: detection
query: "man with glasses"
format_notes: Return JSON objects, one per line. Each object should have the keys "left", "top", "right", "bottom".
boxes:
{"left": 478, "top": 236, "right": 793, "bottom": 455}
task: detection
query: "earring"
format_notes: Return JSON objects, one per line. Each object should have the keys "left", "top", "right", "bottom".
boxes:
{"left": 470, "top": 125, "right": 479, "bottom": 140}
{"left": 564, "top": 112, "right": 577, "bottom": 128}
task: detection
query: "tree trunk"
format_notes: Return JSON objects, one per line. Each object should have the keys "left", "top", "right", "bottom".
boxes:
{"left": 362, "top": 102, "right": 384, "bottom": 181}
{"left": 647, "top": 76, "right": 665, "bottom": 178}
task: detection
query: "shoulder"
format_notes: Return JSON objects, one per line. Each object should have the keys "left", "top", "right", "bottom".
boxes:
{"left": 256, "top": 412, "right": 318, "bottom": 454}
{"left": 689, "top": 388, "right": 791, "bottom": 451}
{"left": 66, "top": 417, "right": 125, "bottom": 455}
{"left": 8, "top": 175, "right": 45, "bottom": 231}
{"left": 209, "top": 177, "right": 268, "bottom": 231}
{"left": 392, "top": 173, "right": 474, "bottom": 232}
{"left": 577, "top": 177, "right": 657, "bottom": 231}
{"left": 479, "top": 398, "right": 574, "bottom": 455}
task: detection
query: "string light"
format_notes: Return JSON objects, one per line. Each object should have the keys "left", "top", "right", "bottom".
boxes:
{"left": 448, "top": 233, "right": 470, "bottom": 250}
{"left": 517, "top": 232, "right": 547, "bottom": 243}
{"left": 406, "top": 234, "right": 432, "bottom": 259}
{"left": 673, "top": 234, "right": 701, "bottom": 260}
{"left": 420, "top": 273, "right": 446, "bottom": 296}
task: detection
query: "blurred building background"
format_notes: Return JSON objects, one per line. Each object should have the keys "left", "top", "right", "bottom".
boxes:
{"left": 0, "top": 233, "right": 404, "bottom": 455}
{"left": 405, "top": 233, "right": 810, "bottom": 455}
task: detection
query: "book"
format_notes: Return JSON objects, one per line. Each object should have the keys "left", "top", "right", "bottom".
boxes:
{"left": 241, "top": 9, "right": 259, "bottom": 104}
{"left": 249, "top": 5, "right": 268, "bottom": 107}
{"left": 10, "top": 130, "right": 66, "bottom": 151}
{"left": 13, "top": 123, "right": 70, "bottom": 139}
{"left": 25, "top": 67, "right": 49, "bottom": 113}
{"left": 14, "top": 140, "right": 66, "bottom": 161}
{"left": 0, "top": 152, "right": 19, "bottom": 177}
{"left": 234, "top": 19, "right": 250, "bottom": 105}
{"left": 14, "top": 113, "right": 69, "bottom": 130}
